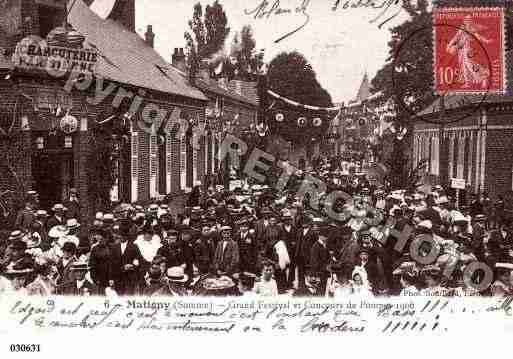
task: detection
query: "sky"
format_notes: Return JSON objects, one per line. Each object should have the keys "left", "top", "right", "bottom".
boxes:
{"left": 90, "top": 0, "right": 411, "bottom": 104}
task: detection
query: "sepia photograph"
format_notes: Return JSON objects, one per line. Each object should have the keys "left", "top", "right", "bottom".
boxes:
{"left": 1, "top": 0, "right": 513, "bottom": 352}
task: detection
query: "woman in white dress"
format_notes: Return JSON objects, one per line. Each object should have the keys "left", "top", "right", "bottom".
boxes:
{"left": 351, "top": 266, "right": 373, "bottom": 298}
{"left": 134, "top": 223, "right": 162, "bottom": 275}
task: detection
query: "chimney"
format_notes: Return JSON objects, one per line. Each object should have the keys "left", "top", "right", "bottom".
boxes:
{"left": 172, "top": 48, "right": 186, "bottom": 73}
{"left": 108, "top": 0, "right": 136, "bottom": 32}
{"left": 196, "top": 59, "right": 211, "bottom": 83}
{"left": 145, "top": 25, "right": 155, "bottom": 48}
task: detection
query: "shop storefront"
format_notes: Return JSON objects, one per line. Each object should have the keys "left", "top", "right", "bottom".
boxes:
{"left": 0, "top": 0, "right": 208, "bottom": 224}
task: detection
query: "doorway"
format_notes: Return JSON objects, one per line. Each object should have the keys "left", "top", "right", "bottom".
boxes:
{"left": 32, "top": 151, "right": 74, "bottom": 211}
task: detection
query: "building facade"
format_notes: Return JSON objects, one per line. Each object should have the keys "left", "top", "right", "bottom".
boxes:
{"left": 412, "top": 51, "right": 513, "bottom": 200}
{"left": 0, "top": 0, "right": 209, "bottom": 224}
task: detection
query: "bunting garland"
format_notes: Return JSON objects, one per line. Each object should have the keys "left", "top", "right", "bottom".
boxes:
{"left": 267, "top": 90, "right": 341, "bottom": 112}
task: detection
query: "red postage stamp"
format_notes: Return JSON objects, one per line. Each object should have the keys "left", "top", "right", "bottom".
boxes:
{"left": 433, "top": 7, "right": 505, "bottom": 94}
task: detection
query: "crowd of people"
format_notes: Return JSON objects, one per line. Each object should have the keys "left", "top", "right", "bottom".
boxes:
{"left": 1, "top": 156, "right": 513, "bottom": 298}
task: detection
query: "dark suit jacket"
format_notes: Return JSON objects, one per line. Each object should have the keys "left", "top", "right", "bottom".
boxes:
{"left": 58, "top": 279, "right": 98, "bottom": 296}
{"left": 56, "top": 256, "right": 78, "bottom": 285}
{"left": 213, "top": 240, "right": 239, "bottom": 274}
{"left": 236, "top": 231, "right": 258, "bottom": 274}
{"left": 89, "top": 243, "right": 113, "bottom": 287}
{"left": 109, "top": 241, "right": 144, "bottom": 294}
{"left": 194, "top": 237, "right": 215, "bottom": 272}
{"left": 295, "top": 227, "right": 317, "bottom": 266}
{"left": 157, "top": 241, "right": 186, "bottom": 268}
{"left": 310, "top": 241, "right": 330, "bottom": 277}
{"left": 254, "top": 219, "right": 270, "bottom": 242}
{"left": 47, "top": 215, "right": 65, "bottom": 230}
{"left": 63, "top": 200, "right": 81, "bottom": 220}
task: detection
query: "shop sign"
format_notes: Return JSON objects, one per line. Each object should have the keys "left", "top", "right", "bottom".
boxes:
{"left": 451, "top": 178, "right": 466, "bottom": 190}
{"left": 12, "top": 36, "right": 98, "bottom": 75}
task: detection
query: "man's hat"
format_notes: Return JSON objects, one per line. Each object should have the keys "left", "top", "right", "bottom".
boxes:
{"left": 239, "top": 272, "right": 257, "bottom": 287}
{"left": 496, "top": 263, "right": 513, "bottom": 270}
{"left": 417, "top": 220, "right": 433, "bottom": 231}
{"left": 90, "top": 227, "right": 107, "bottom": 238}
{"left": 436, "top": 196, "right": 449, "bottom": 205}
{"left": 11, "top": 239, "right": 27, "bottom": 251}
{"left": 281, "top": 212, "right": 293, "bottom": 219}
{"left": 8, "top": 230, "right": 25, "bottom": 242}
{"left": 27, "top": 190, "right": 38, "bottom": 196}
{"left": 103, "top": 213, "right": 115, "bottom": 223}
{"left": 421, "top": 264, "right": 442, "bottom": 277}
{"left": 52, "top": 203, "right": 65, "bottom": 211}
{"left": 166, "top": 267, "right": 188, "bottom": 283}
{"left": 474, "top": 214, "right": 487, "bottom": 222}
{"left": 3, "top": 258, "right": 34, "bottom": 277}
{"left": 24, "top": 233, "right": 41, "bottom": 249}
{"left": 357, "top": 247, "right": 370, "bottom": 256}
{"left": 149, "top": 204, "right": 159, "bottom": 211}
{"left": 35, "top": 210, "right": 48, "bottom": 217}
{"left": 62, "top": 241, "right": 77, "bottom": 254}
{"left": 70, "top": 261, "right": 89, "bottom": 272}
{"left": 235, "top": 218, "right": 249, "bottom": 226}
{"left": 220, "top": 225, "right": 232, "bottom": 232}
{"left": 452, "top": 211, "right": 468, "bottom": 225}
{"left": 166, "top": 230, "right": 179, "bottom": 237}
{"left": 48, "top": 225, "right": 69, "bottom": 239}
{"left": 95, "top": 212, "right": 104, "bottom": 220}
{"left": 66, "top": 218, "right": 81, "bottom": 229}
{"left": 69, "top": 188, "right": 78, "bottom": 194}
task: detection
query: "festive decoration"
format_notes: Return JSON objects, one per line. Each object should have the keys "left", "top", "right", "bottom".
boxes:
{"left": 275, "top": 113, "right": 284, "bottom": 122}
{"left": 267, "top": 89, "right": 340, "bottom": 112}
{"left": 60, "top": 114, "right": 78, "bottom": 134}
{"left": 312, "top": 117, "right": 322, "bottom": 127}
{"left": 297, "top": 117, "right": 307, "bottom": 127}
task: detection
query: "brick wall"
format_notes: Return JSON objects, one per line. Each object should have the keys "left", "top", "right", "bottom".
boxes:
{"left": 485, "top": 128, "right": 513, "bottom": 198}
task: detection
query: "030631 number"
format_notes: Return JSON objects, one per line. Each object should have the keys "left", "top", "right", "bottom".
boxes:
{"left": 9, "top": 344, "right": 40, "bottom": 352}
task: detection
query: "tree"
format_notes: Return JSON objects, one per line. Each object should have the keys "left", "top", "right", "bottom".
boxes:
{"left": 265, "top": 51, "right": 333, "bottom": 147}
{"left": 184, "top": 1, "right": 230, "bottom": 81}
{"left": 371, "top": 0, "right": 432, "bottom": 188}
{"left": 234, "top": 25, "right": 265, "bottom": 76}
{"left": 267, "top": 51, "right": 332, "bottom": 108}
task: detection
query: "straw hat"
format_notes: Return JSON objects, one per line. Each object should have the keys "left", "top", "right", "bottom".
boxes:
{"left": 166, "top": 267, "right": 188, "bottom": 283}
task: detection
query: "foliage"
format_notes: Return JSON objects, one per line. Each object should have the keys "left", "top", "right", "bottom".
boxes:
{"left": 228, "top": 25, "right": 265, "bottom": 79}
{"left": 265, "top": 51, "right": 332, "bottom": 145}
{"left": 184, "top": 1, "right": 230, "bottom": 80}
{"left": 371, "top": 0, "right": 432, "bottom": 188}
{"left": 267, "top": 51, "right": 332, "bottom": 108}
{"left": 371, "top": 0, "right": 432, "bottom": 124}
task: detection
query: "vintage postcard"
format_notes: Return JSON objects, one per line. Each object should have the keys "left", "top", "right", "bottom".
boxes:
{"left": 1, "top": 0, "right": 513, "bottom": 356}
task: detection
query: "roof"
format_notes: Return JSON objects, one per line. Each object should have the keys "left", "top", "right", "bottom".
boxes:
{"left": 195, "top": 78, "right": 258, "bottom": 107}
{"left": 68, "top": 0, "right": 207, "bottom": 102}
{"left": 355, "top": 72, "right": 371, "bottom": 103}
{"left": 418, "top": 50, "right": 513, "bottom": 117}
